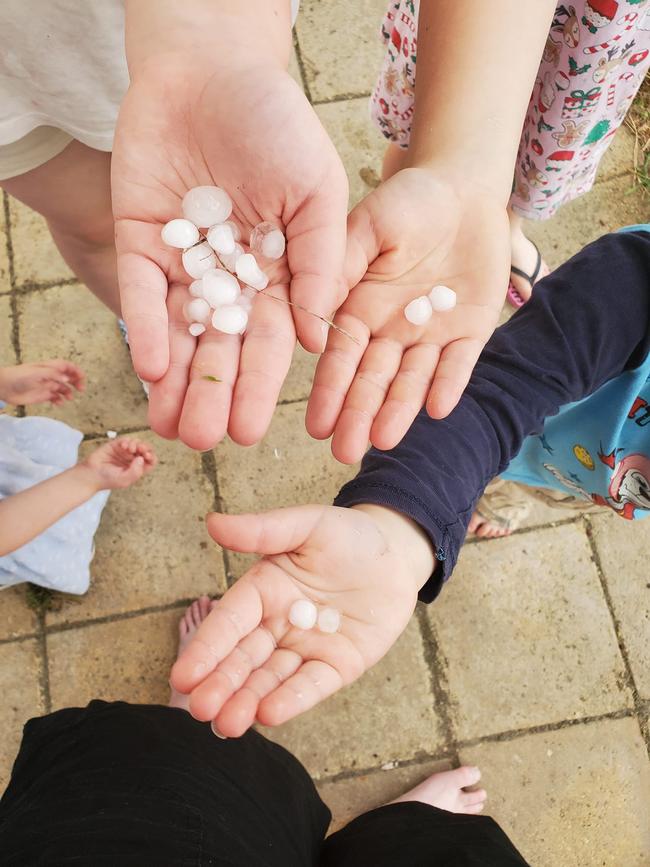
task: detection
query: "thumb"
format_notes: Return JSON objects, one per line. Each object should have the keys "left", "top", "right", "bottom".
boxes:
{"left": 207, "top": 505, "right": 328, "bottom": 555}
{"left": 343, "top": 194, "right": 382, "bottom": 291}
{"left": 287, "top": 179, "right": 349, "bottom": 354}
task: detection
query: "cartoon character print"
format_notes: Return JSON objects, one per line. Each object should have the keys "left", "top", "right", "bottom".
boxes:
{"left": 552, "top": 119, "right": 589, "bottom": 147}
{"left": 592, "top": 41, "right": 636, "bottom": 82}
{"left": 592, "top": 449, "right": 650, "bottom": 518}
{"left": 538, "top": 72, "right": 558, "bottom": 114}
{"left": 521, "top": 154, "right": 549, "bottom": 189}
{"left": 582, "top": 0, "right": 619, "bottom": 34}
{"left": 554, "top": 4, "right": 582, "bottom": 47}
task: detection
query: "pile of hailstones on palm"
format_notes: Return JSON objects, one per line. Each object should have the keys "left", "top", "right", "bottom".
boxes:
{"left": 162, "top": 184, "right": 457, "bottom": 341}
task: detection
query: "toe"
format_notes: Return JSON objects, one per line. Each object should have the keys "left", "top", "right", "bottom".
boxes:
{"left": 191, "top": 600, "right": 202, "bottom": 629}
{"left": 198, "top": 595, "right": 211, "bottom": 621}
{"left": 462, "top": 787, "right": 487, "bottom": 806}
{"left": 467, "top": 513, "right": 482, "bottom": 534}
{"left": 464, "top": 802, "right": 485, "bottom": 815}
{"left": 454, "top": 766, "right": 482, "bottom": 788}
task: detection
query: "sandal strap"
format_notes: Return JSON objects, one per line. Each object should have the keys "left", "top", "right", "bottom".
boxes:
{"left": 510, "top": 242, "right": 542, "bottom": 288}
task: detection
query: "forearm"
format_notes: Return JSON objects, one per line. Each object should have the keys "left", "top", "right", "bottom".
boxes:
{"left": 336, "top": 230, "right": 650, "bottom": 598}
{"left": 124, "top": 0, "right": 293, "bottom": 77}
{"left": 0, "top": 466, "right": 101, "bottom": 556}
{"left": 406, "top": 0, "right": 556, "bottom": 200}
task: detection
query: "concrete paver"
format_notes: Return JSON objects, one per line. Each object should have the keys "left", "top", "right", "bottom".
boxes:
{"left": 316, "top": 97, "right": 384, "bottom": 207}
{"left": 8, "top": 197, "right": 73, "bottom": 287}
{"left": 0, "top": 588, "right": 38, "bottom": 641}
{"left": 0, "top": 200, "right": 10, "bottom": 291}
{"left": 18, "top": 283, "right": 148, "bottom": 432}
{"left": 460, "top": 718, "right": 650, "bottom": 867}
{"left": 215, "top": 400, "right": 355, "bottom": 579}
{"left": 0, "top": 640, "right": 44, "bottom": 792}
{"left": 48, "top": 609, "right": 180, "bottom": 710}
{"left": 429, "top": 524, "right": 632, "bottom": 740}
{"left": 0, "top": 295, "right": 16, "bottom": 366}
{"left": 260, "top": 619, "right": 445, "bottom": 778}
{"left": 589, "top": 512, "right": 650, "bottom": 699}
{"left": 46, "top": 432, "right": 226, "bottom": 626}
{"left": 295, "top": 0, "right": 387, "bottom": 102}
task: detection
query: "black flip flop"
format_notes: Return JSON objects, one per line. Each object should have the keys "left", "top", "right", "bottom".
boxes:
{"left": 507, "top": 241, "right": 544, "bottom": 309}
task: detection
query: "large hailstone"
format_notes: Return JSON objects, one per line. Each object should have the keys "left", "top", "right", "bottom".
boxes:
{"left": 250, "top": 221, "right": 286, "bottom": 260}
{"left": 182, "top": 242, "right": 217, "bottom": 279}
{"left": 202, "top": 268, "right": 241, "bottom": 307}
{"left": 161, "top": 218, "right": 200, "bottom": 249}
{"left": 182, "top": 185, "right": 233, "bottom": 227}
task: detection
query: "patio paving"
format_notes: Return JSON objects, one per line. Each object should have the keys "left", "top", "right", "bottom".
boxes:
{"left": 1, "top": 7, "right": 650, "bottom": 864}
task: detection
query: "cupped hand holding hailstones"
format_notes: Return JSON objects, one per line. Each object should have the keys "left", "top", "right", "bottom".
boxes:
{"left": 306, "top": 168, "right": 510, "bottom": 464}
{"left": 170, "top": 503, "right": 431, "bottom": 737}
{"left": 112, "top": 61, "right": 348, "bottom": 451}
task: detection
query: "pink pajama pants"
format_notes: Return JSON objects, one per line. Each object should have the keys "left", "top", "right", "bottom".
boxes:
{"left": 371, "top": 0, "right": 650, "bottom": 219}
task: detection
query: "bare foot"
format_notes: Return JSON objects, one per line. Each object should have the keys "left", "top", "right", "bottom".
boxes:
{"left": 390, "top": 766, "right": 487, "bottom": 815}
{"left": 509, "top": 217, "right": 550, "bottom": 304}
{"left": 169, "top": 596, "right": 215, "bottom": 710}
{"left": 468, "top": 511, "right": 512, "bottom": 539}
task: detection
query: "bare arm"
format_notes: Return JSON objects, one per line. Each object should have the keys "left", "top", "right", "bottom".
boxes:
{"left": 0, "top": 466, "right": 99, "bottom": 557}
{"left": 406, "top": 0, "right": 557, "bottom": 197}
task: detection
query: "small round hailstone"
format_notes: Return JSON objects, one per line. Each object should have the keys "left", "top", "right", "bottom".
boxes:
{"left": 404, "top": 296, "right": 433, "bottom": 325}
{"left": 182, "top": 242, "right": 217, "bottom": 279}
{"left": 188, "top": 279, "right": 204, "bottom": 298}
{"left": 428, "top": 284, "right": 457, "bottom": 312}
{"left": 236, "top": 253, "right": 269, "bottom": 291}
{"left": 236, "top": 294, "right": 253, "bottom": 314}
{"left": 317, "top": 607, "right": 341, "bottom": 634}
{"left": 202, "top": 268, "right": 241, "bottom": 308}
{"left": 207, "top": 223, "right": 236, "bottom": 256}
{"left": 289, "top": 599, "right": 318, "bottom": 630}
{"left": 189, "top": 323, "right": 206, "bottom": 337}
{"left": 183, "top": 297, "right": 211, "bottom": 325}
{"left": 250, "top": 221, "right": 286, "bottom": 260}
{"left": 161, "top": 218, "right": 200, "bottom": 249}
{"left": 219, "top": 242, "right": 244, "bottom": 273}
{"left": 182, "top": 185, "right": 232, "bottom": 227}
{"left": 224, "top": 220, "right": 241, "bottom": 243}
{"left": 212, "top": 305, "right": 248, "bottom": 335}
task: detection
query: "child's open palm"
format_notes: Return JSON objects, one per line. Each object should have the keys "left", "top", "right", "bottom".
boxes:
{"left": 0, "top": 360, "right": 85, "bottom": 407}
{"left": 83, "top": 438, "right": 157, "bottom": 490}
{"left": 170, "top": 504, "right": 428, "bottom": 736}
{"left": 306, "top": 168, "right": 510, "bottom": 464}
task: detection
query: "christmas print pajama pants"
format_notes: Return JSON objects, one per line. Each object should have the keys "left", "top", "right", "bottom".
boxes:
{"left": 371, "top": 0, "right": 650, "bottom": 219}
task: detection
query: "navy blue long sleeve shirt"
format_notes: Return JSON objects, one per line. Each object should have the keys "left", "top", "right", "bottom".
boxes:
{"left": 334, "top": 229, "right": 650, "bottom": 602}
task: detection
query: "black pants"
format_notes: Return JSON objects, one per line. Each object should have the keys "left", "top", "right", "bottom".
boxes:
{"left": 0, "top": 701, "right": 529, "bottom": 866}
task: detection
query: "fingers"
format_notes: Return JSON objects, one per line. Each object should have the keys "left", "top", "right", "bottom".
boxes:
{"left": 370, "top": 342, "right": 440, "bottom": 451}
{"left": 214, "top": 648, "right": 302, "bottom": 736}
{"left": 227, "top": 285, "right": 295, "bottom": 446}
{"left": 287, "top": 174, "right": 349, "bottom": 354}
{"left": 426, "top": 337, "right": 485, "bottom": 420}
{"left": 170, "top": 579, "right": 264, "bottom": 693}
{"left": 188, "top": 624, "right": 279, "bottom": 722}
{"left": 147, "top": 283, "right": 196, "bottom": 441}
{"left": 115, "top": 219, "right": 170, "bottom": 383}
{"left": 305, "top": 313, "right": 369, "bottom": 441}
{"left": 177, "top": 325, "right": 242, "bottom": 450}
{"left": 257, "top": 659, "right": 344, "bottom": 727}
{"left": 43, "top": 359, "right": 86, "bottom": 391}
{"left": 330, "top": 337, "right": 403, "bottom": 465}
{"left": 206, "top": 505, "right": 327, "bottom": 556}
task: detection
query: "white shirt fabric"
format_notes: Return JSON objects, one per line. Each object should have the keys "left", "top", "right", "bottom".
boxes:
{"left": 0, "top": 0, "right": 301, "bottom": 150}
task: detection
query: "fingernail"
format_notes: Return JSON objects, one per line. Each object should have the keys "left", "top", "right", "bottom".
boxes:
{"left": 211, "top": 721, "right": 227, "bottom": 740}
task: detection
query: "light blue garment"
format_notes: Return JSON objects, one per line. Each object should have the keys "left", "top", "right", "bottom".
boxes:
{"left": 0, "top": 414, "right": 109, "bottom": 593}
{"left": 503, "top": 224, "right": 650, "bottom": 521}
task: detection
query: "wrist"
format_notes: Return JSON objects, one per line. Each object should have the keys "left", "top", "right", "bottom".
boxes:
{"left": 352, "top": 503, "right": 435, "bottom": 592}
{"left": 402, "top": 157, "right": 512, "bottom": 207}
{"left": 69, "top": 463, "right": 104, "bottom": 497}
{"left": 125, "top": 0, "right": 292, "bottom": 81}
